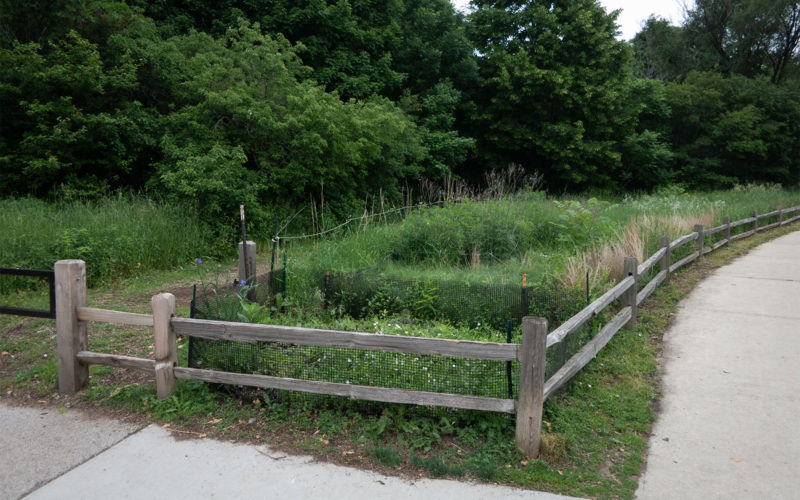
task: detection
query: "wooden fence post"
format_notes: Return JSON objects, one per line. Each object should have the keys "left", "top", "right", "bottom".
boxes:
{"left": 753, "top": 210, "right": 759, "bottom": 232}
{"left": 516, "top": 316, "right": 547, "bottom": 458}
{"left": 238, "top": 240, "right": 256, "bottom": 284}
{"left": 55, "top": 259, "right": 88, "bottom": 393}
{"left": 153, "top": 293, "right": 177, "bottom": 398}
{"left": 694, "top": 224, "right": 704, "bottom": 258}
{"left": 724, "top": 216, "right": 731, "bottom": 242}
{"left": 777, "top": 205, "right": 783, "bottom": 226}
{"left": 660, "top": 236, "right": 670, "bottom": 283}
{"left": 623, "top": 257, "right": 638, "bottom": 330}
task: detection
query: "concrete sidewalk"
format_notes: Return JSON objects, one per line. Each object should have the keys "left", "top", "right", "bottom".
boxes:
{"left": 0, "top": 402, "right": 580, "bottom": 500}
{"left": 636, "top": 230, "right": 800, "bottom": 499}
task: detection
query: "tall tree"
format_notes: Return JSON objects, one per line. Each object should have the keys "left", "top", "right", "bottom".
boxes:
{"left": 465, "top": 0, "right": 631, "bottom": 190}
{"left": 684, "top": 0, "right": 800, "bottom": 83}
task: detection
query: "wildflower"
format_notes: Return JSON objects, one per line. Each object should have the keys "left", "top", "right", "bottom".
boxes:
{"left": 195, "top": 258, "right": 203, "bottom": 264}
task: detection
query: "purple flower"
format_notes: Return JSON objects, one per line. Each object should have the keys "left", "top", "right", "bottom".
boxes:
{"left": 195, "top": 258, "right": 203, "bottom": 264}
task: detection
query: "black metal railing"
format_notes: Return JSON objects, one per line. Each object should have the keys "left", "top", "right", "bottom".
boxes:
{"left": 0, "top": 268, "right": 56, "bottom": 319}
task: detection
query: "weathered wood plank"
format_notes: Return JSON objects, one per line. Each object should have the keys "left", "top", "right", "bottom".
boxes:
{"left": 784, "top": 214, "right": 800, "bottom": 225}
{"left": 636, "top": 270, "right": 666, "bottom": 306}
{"left": 669, "top": 251, "right": 698, "bottom": 273}
{"left": 758, "top": 209, "right": 780, "bottom": 219}
{"left": 173, "top": 367, "right": 516, "bottom": 413}
{"left": 55, "top": 260, "right": 88, "bottom": 393}
{"left": 171, "top": 318, "right": 519, "bottom": 361}
{"left": 730, "top": 230, "right": 755, "bottom": 241}
{"left": 77, "top": 307, "right": 154, "bottom": 327}
{"left": 153, "top": 293, "right": 177, "bottom": 398}
{"left": 729, "top": 217, "right": 756, "bottom": 228}
{"left": 724, "top": 216, "right": 731, "bottom": 242}
{"left": 546, "top": 276, "right": 634, "bottom": 347}
{"left": 702, "top": 224, "right": 727, "bottom": 236}
{"left": 712, "top": 239, "right": 728, "bottom": 251}
{"left": 543, "top": 308, "right": 632, "bottom": 400}
{"left": 76, "top": 351, "right": 155, "bottom": 371}
{"left": 516, "top": 317, "right": 547, "bottom": 458}
{"left": 761, "top": 221, "right": 780, "bottom": 231}
{"left": 669, "top": 232, "right": 699, "bottom": 251}
{"left": 623, "top": 257, "right": 638, "bottom": 330}
{"left": 781, "top": 205, "right": 800, "bottom": 214}
{"left": 637, "top": 247, "right": 666, "bottom": 277}
{"left": 694, "top": 225, "right": 704, "bottom": 259}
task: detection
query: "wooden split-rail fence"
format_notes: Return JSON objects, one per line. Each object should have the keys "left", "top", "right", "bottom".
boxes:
{"left": 54, "top": 203, "right": 800, "bottom": 457}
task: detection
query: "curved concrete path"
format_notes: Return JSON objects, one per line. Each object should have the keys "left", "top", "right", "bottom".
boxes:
{"left": 637, "top": 230, "right": 800, "bottom": 499}
{"left": 0, "top": 402, "right": 581, "bottom": 500}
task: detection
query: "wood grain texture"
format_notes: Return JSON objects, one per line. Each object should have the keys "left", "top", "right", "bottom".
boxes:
{"left": 758, "top": 209, "right": 780, "bottom": 219}
{"left": 543, "top": 308, "right": 632, "bottom": 400}
{"left": 781, "top": 205, "right": 800, "bottom": 214}
{"left": 622, "top": 257, "right": 638, "bottom": 330}
{"left": 516, "top": 317, "right": 547, "bottom": 458}
{"left": 171, "top": 318, "right": 519, "bottom": 361}
{"left": 153, "top": 293, "right": 176, "bottom": 398}
{"left": 730, "top": 230, "right": 755, "bottom": 241}
{"left": 729, "top": 217, "right": 756, "bottom": 228}
{"left": 783, "top": 214, "right": 800, "bottom": 225}
{"left": 761, "top": 221, "right": 780, "bottom": 231}
{"left": 712, "top": 239, "right": 728, "bottom": 251}
{"left": 636, "top": 270, "right": 666, "bottom": 306}
{"left": 55, "top": 260, "right": 88, "bottom": 393}
{"left": 669, "top": 252, "right": 698, "bottom": 273}
{"left": 173, "top": 367, "right": 515, "bottom": 413}
{"left": 694, "top": 225, "right": 704, "bottom": 259}
{"left": 546, "top": 276, "right": 634, "bottom": 347}
{"left": 637, "top": 247, "right": 666, "bottom": 276}
{"left": 76, "top": 351, "right": 154, "bottom": 371}
{"left": 660, "top": 236, "right": 670, "bottom": 284}
{"left": 724, "top": 216, "right": 731, "bottom": 242}
{"left": 669, "top": 232, "right": 699, "bottom": 250}
{"left": 77, "top": 307, "right": 153, "bottom": 326}
{"left": 702, "top": 224, "right": 727, "bottom": 236}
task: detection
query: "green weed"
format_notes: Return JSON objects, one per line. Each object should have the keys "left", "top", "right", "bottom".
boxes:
{"left": 371, "top": 445, "right": 402, "bottom": 467}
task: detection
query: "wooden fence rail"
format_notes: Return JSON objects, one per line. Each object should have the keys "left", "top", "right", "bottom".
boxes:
{"left": 55, "top": 201, "right": 800, "bottom": 458}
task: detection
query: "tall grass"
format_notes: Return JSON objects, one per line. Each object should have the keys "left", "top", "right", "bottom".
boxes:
{"left": 277, "top": 184, "right": 798, "bottom": 303}
{"left": 0, "top": 196, "right": 217, "bottom": 286}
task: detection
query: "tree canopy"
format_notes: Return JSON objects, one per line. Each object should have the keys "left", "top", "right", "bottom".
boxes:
{"left": 1, "top": 0, "right": 799, "bottom": 233}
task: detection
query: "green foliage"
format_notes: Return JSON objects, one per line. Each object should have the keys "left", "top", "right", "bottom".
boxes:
{"left": 0, "top": 29, "right": 155, "bottom": 198}
{"left": 465, "top": 0, "right": 632, "bottom": 190}
{"left": 0, "top": 197, "right": 215, "bottom": 287}
{"left": 665, "top": 72, "right": 800, "bottom": 188}
{"left": 371, "top": 445, "right": 402, "bottom": 467}
{"left": 389, "top": 194, "right": 619, "bottom": 266}
{"left": 410, "top": 455, "right": 465, "bottom": 478}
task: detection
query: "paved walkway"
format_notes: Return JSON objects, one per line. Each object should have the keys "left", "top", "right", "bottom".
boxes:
{"left": 0, "top": 403, "right": 580, "bottom": 500}
{"left": 636, "top": 230, "right": 800, "bottom": 499}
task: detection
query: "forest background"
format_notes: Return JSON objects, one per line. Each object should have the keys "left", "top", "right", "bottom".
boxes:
{"left": 2, "top": 0, "right": 799, "bottom": 238}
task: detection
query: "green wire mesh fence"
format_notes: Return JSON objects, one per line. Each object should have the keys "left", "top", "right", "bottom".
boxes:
{"left": 188, "top": 268, "right": 592, "bottom": 402}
